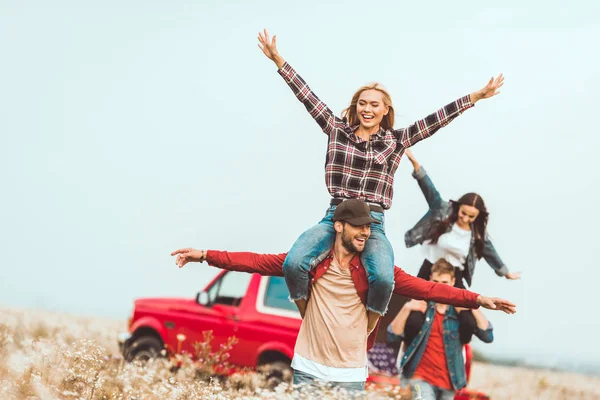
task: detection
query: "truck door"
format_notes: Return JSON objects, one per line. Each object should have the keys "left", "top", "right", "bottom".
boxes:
{"left": 180, "top": 271, "right": 252, "bottom": 360}
{"left": 230, "top": 276, "right": 301, "bottom": 367}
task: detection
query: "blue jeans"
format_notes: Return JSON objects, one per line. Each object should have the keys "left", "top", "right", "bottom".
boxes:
{"left": 409, "top": 379, "right": 454, "bottom": 400}
{"left": 293, "top": 369, "right": 365, "bottom": 397}
{"left": 282, "top": 204, "right": 395, "bottom": 315}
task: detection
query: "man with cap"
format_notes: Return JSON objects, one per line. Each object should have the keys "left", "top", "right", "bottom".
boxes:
{"left": 171, "top": 199, "right": 515, "bottom": 392}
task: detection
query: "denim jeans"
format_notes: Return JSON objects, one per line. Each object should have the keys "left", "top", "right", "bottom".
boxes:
{"left": 293, "top": 369, "right": 365, "bottom": 398}
{"left": 282, "top": 204, "right": 395, "bottom": 314}
{"left": 409, "top": 379, "right": 454, "bottom": 400}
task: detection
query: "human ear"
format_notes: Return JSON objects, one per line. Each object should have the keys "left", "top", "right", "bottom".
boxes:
{"left": 334, "top": 221, "right": 344, "bottom": 233}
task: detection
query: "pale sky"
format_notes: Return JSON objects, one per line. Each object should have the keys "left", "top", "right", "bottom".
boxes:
{"left": 1, "top": 0, "right": 599, "bottom": 373}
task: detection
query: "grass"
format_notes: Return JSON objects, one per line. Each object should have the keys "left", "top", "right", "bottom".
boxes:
{"left": 0, "top": 307, "right": 406, "bottom": 399}
{"left": 2, "top": 306, "right": 599, "bottom": 399}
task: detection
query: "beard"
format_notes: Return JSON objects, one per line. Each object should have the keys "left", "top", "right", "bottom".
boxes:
{"left": 341, "top": 228, "right": 365, "bottom": 253}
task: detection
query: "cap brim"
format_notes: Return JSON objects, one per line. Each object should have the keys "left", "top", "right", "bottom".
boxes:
{"left": 343, "top": 216, "right": 381, "bottom": 225}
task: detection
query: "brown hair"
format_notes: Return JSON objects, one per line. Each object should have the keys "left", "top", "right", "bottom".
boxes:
{"left": 429, "top": 192, "right": 489, "bottom": 259}
{"left": 342, "top": 83, "right": 395, "bottom": 130}
{"left": 431, "top": 258, "right": 455, "bottom": 278}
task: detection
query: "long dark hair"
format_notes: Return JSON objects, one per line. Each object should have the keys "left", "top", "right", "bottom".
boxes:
{"left": 428, "top": 193, "right": 489, "bottom": 258}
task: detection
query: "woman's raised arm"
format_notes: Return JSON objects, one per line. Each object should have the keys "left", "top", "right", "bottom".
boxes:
{"left": 258, "top": 29, "right": 344, "bottom": 135}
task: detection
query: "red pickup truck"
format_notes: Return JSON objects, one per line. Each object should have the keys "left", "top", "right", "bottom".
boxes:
{"left": 118, "top": 269, "right": 488, "bottom": 398}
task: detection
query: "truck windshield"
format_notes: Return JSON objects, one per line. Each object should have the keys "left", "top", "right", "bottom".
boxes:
{"left": 210, "top": 271, "right": 252, "bottom": 307}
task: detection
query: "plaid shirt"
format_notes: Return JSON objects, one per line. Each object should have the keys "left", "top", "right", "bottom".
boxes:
{"left": 278, "top": 63, "right": 474, "bottom": 210}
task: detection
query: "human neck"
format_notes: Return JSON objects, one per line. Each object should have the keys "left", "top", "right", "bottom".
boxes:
{"left": 454, "top": 221, "right": 472, "bottom": 231}
{"left": 355, "top": 124, "right": 380, "bottom": 140}
{"left": 436, "top": 303, "right": 448, "bottom": 314}
{"left": 332, "top": 239, "right": 356, "bottom": 269}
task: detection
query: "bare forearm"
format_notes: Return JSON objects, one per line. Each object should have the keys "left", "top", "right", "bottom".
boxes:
{"left": 472, "top": 309, "right": 490, "bottom": 330}
{"left": 405, "top": 150, "right": 420, "bottom": 172}
{"left": 409, "top": 158, "right": 420, "bottom": 172}
{"left": 390, "top": 307, "right": 411, "bottom": 335}
{"left": 273, "top": 55, "right": 286, "bottom": 70}
{"left": 469, "top": 92, "right": 483, "bottom": 104}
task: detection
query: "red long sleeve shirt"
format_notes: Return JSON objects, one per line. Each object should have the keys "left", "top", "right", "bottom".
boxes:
{"left": 205, "top": 250, "right": 479, "bottom": 350}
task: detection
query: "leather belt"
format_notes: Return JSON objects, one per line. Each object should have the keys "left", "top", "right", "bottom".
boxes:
{"left": 330, "top": 198, "right": 384, "bottom": 213}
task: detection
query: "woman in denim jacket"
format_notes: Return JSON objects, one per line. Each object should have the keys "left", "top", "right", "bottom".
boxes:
{"left": 404, "top": 150, "right": 520, "bottom": 289}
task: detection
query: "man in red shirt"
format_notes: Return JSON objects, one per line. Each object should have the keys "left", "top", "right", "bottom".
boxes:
{"left": 172, "top": 200, "right": 515, "bottom": 393}
{"left": 388, "top": 259, "right": 494, "bottom": 399}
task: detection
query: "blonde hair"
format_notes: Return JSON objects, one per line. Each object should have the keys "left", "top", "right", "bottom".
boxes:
{"left": 342, "top": 83, "right": 395, "bottom": 130}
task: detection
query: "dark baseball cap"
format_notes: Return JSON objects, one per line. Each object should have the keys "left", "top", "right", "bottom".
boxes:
{"left": 332, "top": 199, "right": 381, "bottom": 226}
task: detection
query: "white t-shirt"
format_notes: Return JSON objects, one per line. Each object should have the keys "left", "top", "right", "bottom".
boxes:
{"left": 424, "top": 223, "right": 472, "bottom": 270}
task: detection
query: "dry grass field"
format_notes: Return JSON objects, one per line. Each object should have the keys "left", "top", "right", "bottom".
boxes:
{"left": 1, "top": 306, "right": 598, "bottom": 400}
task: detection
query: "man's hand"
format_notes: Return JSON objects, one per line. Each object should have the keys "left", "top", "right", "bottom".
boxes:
{"left": 505, "top": 271, "right": 521, "bottom": 280}
{"left": 257, "top": 29, "right": 285, "bottom": 69}
{"left": 405, "top": 300, "right": 427, "bottom": 313}
{"left": 470, "top": 74, "right": 504, "bottom": 104}
{"left": 476, "top": 295, "right": 516, "bottom": 314}
{"left": 171, "top": 248, "right": 206, "bottom": 268}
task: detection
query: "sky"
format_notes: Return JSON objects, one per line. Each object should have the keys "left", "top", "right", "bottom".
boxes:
{"left": 1, "top": 0, "right": 599, "bottom": 374}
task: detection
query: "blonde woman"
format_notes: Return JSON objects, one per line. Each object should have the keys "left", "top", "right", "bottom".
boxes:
{"left": 257, "top": 29, "right": 504, "bottom": 331}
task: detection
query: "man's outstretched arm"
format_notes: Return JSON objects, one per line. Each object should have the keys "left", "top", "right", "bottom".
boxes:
{"left": 393, "top": 266, "right": 516, "bottom": 314}
{"left": 172, "top": 249, "right": 515, "bottom": 313}
{"left": 171, "top": 248, "right": 285, "bottom": 276}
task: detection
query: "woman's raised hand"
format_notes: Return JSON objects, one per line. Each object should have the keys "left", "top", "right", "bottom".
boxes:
{"left": 470, "top": 74, "right": 504, "bottom": 103}
{"left": 257, "top": 29, "right": 285, "bottom": 69}
{"left": 505, "top": 271, "right": 521, "bottom": 280}
{"left": 404, "top": 148, "right": 421, "bottom": 172}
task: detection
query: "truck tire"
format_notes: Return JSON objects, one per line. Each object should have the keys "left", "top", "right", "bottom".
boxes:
{"left": 260, "top": 361, "right": 293, "bottom": 390}
{"left": 125, "top": 336, "right": 164, "bottom": 363}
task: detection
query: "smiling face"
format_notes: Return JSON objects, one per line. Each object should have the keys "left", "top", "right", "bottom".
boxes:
{"left": 335, "top": 221, "right": 370, "bottom": 253}
{"left": 356, "top": 89, "right": 389, "bottom": 130}
{"left": 456, "top": 204, "right": 480, "bottom": 230}
{"left": 343, "top": 83, "right": 395, "bottom": 131}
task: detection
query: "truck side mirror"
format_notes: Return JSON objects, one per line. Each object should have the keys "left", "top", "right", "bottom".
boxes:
{"left": 196, "top": 291, "right": 210, "bottom": 306}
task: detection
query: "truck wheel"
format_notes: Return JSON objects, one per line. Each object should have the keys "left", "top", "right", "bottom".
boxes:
{"left": 125, "top": 336, "right": 164, "bottom": 363}
{"left": 260, "top": 361, "right": 293, "bottom": 390}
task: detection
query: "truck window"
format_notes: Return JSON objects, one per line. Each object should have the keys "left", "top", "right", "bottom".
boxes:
{"left": 212, "top": 271, "right": 252, "bottom": 307}
{"left": 264, "top": 276, "right": 297, "bottom": 312}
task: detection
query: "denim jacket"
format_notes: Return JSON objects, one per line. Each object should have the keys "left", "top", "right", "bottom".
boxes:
{"left": 404, "top": 166, "right": 509, "bottom": 286}
{"left": 389, "top": 302, "right": 494, "bottom": 390}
